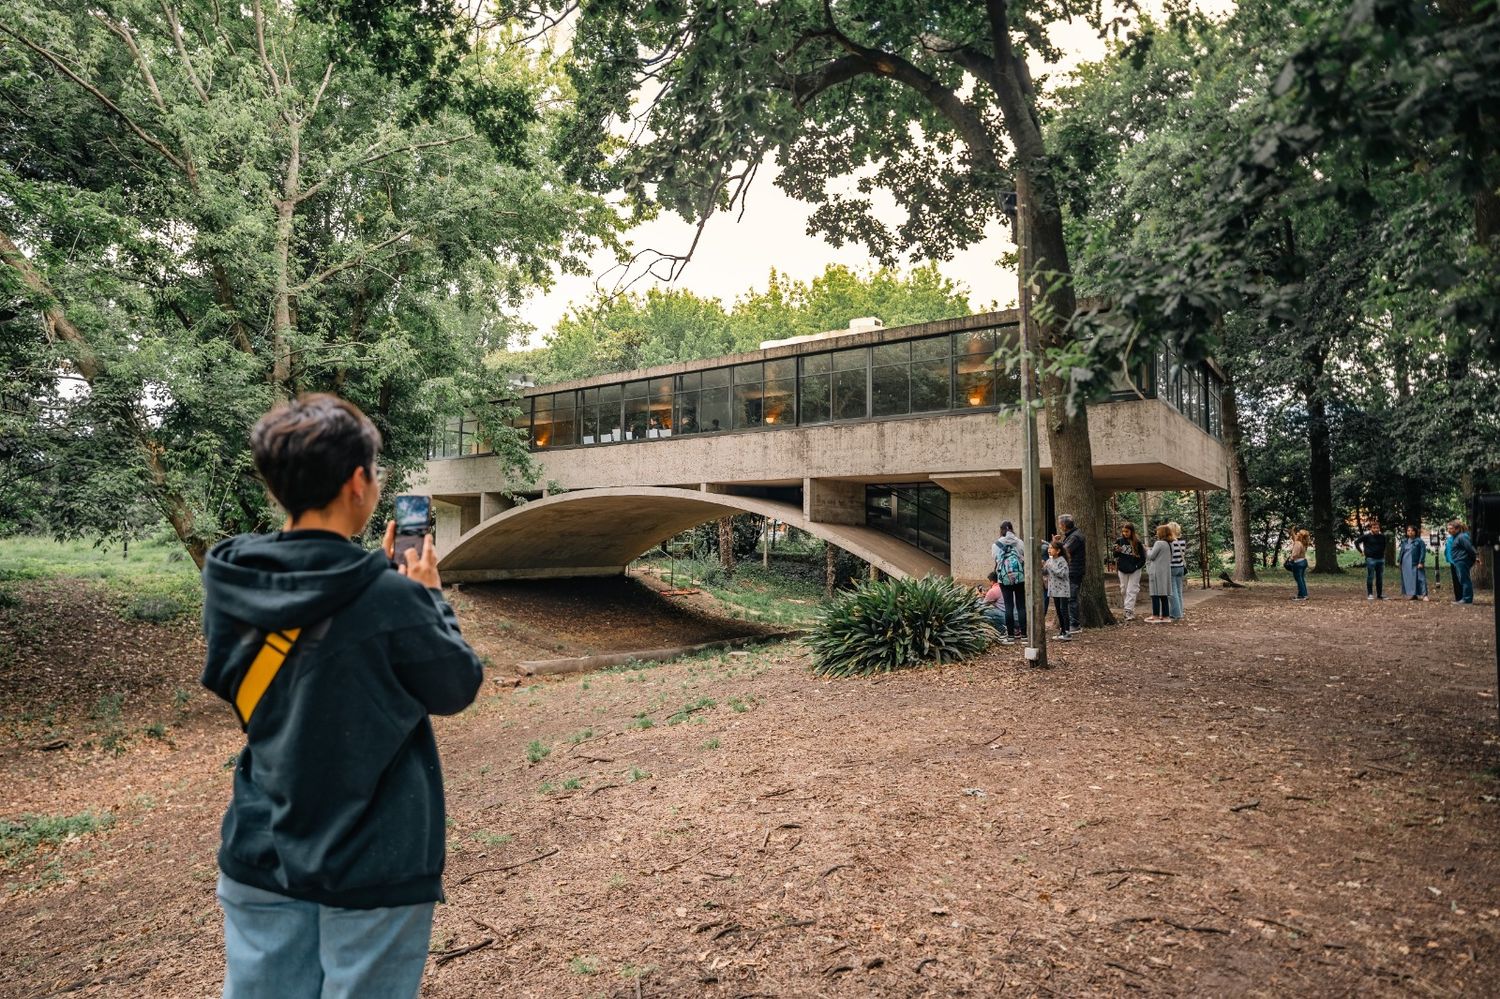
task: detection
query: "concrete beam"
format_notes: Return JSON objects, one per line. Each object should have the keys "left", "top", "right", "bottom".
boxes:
{"left": 804, "top": 478, "right": 865, "bottom": 526}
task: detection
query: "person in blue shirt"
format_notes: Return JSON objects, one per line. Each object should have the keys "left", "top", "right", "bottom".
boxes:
{"left": 1447, "top": 520, "right": 1478, "bottom": 604}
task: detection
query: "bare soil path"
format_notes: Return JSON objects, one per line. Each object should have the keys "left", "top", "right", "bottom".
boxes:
{"left": 1, "top": 579, "right": 1497, "bottom": 998}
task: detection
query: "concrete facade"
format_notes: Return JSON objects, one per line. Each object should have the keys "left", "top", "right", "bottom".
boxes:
{"left": 417, "top": 310, "right": 1229, "bottom": 583}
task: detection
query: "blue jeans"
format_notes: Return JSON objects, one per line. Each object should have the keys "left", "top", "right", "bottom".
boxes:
{"left": 1290, "top": 559, "right": 1308, "bottom": 598}
{"left": 1169, "top": 566, "right": 1185, "bottom": 619}
{"left": 1455, "top": 561, "right": 1474, "bottom": 603}
{"left": 217, "top": 873, "right": 434, "bottom": 999}
{"left": 1365, "top": 558, "right": 1384, "bottom": 598}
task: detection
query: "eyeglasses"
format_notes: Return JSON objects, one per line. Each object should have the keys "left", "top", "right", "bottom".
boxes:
{"left": 372, "top": 465, "right": 388, "bottom": 486}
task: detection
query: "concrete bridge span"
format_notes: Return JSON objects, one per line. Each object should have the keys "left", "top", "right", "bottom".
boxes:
{"left": 438, "top": 485, "right": 949, "bottom": 583}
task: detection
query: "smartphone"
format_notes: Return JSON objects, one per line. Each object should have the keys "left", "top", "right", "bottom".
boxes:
{"left": 392, "top": 494, "right": 432, "bottom": 564}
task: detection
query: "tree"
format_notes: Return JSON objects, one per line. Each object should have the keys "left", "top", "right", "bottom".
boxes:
{"left": 0, "top": 1, "right": 617, "bottom": 561}
{"left": 548, "top": 0, "right": 1120, "bottom": 624}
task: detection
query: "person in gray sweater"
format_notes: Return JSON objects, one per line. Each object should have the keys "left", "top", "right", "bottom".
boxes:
{"left": 1145, "top": 524, "right": 1174, "bottom": 622}
{"left": 1043, "top": 541, "right": 1074, "bottom": 641}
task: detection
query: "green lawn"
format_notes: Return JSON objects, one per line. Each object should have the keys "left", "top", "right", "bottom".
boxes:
{"left": 634, "top": 557, "right": 826, "bottom": 628}
{"left": 0, "top": 534, "right": 203, "bottom": 620}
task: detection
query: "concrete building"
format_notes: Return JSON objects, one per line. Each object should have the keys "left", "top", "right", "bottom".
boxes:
{"left": 416, "top": 309, "right": 1228, "bottom": 583}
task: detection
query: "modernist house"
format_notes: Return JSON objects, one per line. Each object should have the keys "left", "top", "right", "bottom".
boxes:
{"left": 417, "top": 309, "right": 1228, "bottom": 582}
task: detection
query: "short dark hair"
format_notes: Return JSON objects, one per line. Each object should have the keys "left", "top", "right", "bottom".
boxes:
{"left": 987, "top": 571, "right": 998, "bottom": 582}
{"left": 999, "top": 520, "right": 1013, "bottom": 536}
{"left": 251, "top": 394, "right": 382, "bottom": 517}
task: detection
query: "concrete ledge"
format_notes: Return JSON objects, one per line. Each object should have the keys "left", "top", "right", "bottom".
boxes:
{"left": 516, "top": 630, "right": 802, "bottom": 677}
{"left": 444, "top": 566, "right": 625, "bottom": 582}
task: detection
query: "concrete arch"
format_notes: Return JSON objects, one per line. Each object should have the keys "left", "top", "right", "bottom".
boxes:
{"left": 438, "top": 486, "right": 950, "bottom": 582}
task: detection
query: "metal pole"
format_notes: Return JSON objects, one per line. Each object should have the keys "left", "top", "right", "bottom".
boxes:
{"left": 1018, "top": 181, "right": 1047, "bottom": 669}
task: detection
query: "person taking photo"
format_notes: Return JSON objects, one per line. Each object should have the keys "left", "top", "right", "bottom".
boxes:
{"left": 201, "top": 394, "right": 484, "bottom": 999}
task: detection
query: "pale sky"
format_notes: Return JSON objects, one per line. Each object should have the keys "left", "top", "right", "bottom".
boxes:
{"left": 517, "top": 2, "right": 1234, "bottom": 347}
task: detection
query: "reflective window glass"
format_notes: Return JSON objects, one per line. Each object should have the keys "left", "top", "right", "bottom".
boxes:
{"left": 872, "top": 364, "right": 910, "bottom": 417}
{"left": 733, "top": 381, "right": 764, "bottom": 429}
{"left": 701, "top": 367, "right": 731, "bottom": 389}
{"left": 762, "top": 376, "right": 795, "bottom": 426}
{"left": 801, "top": 353, "right": 831, "bottom": 376}
{"left": 833, "top": 367, "right": 867, "bottom": 420}
{"left": 832, "top": 347, "right": 868, "bottom": 371}
{"left": 676, "top": 391, "right": 701, "bottom": 435}
{"left": 910, "top": 357, "right": 950, "bottom": 412}
{"left": 648, "top": 378, "right": 674, "bottom": 436}
{"left": 698, "top": 385, "right": 730, "bottom": 432}
{"left": 873, "top": 342, "right": 908, "bottom": 366}
{"left": 800, "top": 372, "right": 832, "bottom": 424}
{"left": 912, "top": 335, "right": 948, "bottom": 361}
{"left": 675, "top": 371, "right": 701, "bottom": 392}
{"left": 765, "top": 358, "right": 795, "bottom": 381}
{"left": 733, "top": 362, "right": 763, "bottom": 384}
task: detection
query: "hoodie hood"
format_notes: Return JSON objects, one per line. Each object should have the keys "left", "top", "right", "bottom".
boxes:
{"left": 996, "top": 532, "right": 1021, "bottom": 548}
{"left": 203, "top": 530, "right": 391, "bottom": 632}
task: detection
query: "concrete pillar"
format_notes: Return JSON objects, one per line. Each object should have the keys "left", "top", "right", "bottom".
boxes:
{"left": 480, "top": 491, "right": 513, "bottom": 522}
{"left": 433, "top": 495, "right": 481, "bottom": 556}
{"left": 948, "top": 490, "right": 1022, "bottom": 583}
{"left": 804, "top": 478, "right": 864, "bottom": 526}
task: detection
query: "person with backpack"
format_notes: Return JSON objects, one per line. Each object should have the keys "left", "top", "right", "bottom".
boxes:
{"left": 1112, "top": 521, "right": 1145, "bottom": 621}
{"left": 991, "top": 521, "right": 1026, "bottom": 643}
{"left": 201, "top": 394, "right": 485, "bottom": 999}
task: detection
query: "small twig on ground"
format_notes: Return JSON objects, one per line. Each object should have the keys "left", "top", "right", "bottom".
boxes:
{"left": 588, "top": 783, "right": 621, "bottom": 796}
{"left": 1284, "top": 794, "right": 1315, "bottom": 801}
{"left": 643, "top": 844, "right": 712, "bottom": 876}
{"left": 567, "top": 734, "right": 608, "bottom": 753}
{"left": 712, "top": 922, "right": 742, "bottom": 940}
{"left": 456, "top": 847, "right": 558, "bottom": 884}
{"left": 1089, "top": 867, "right": 1179, "bottom": 877}
{"left": 745, "top": 918, "right": 815, "bottom": 936}
{"left": 978, "top": 729, "right": 1008, "bottom": 747}
{"left": 823, "top": 964, "right": 853, "bottom": 976}
{"left": 433, "top": 937, "right": 494, "bottom": 966}
{"left": 760, "top": 786, "right": 794, "bottom": 798}
{"left": 574, "top": 754, "right": 615, "bottom": 764}
{"left": 915, "top": 957, "right": 938, "bottom": 975}
{"left": 820, "top": 863, "right": 852, "bottom": 878}
{"left": 1255, "top": 915, "right": 1310, "bottom": 936}
{"left": 1115, "top": 916, "right": 1229, "bottom": 934}
{"left": 762, "top": 822, "right": 802, "bottom": 850}
{"left": 1229, "top": 799, "right": 1261, "bottom": 812}
{"left": 1104, "top": 961, "right": 1145, "bottom": 977}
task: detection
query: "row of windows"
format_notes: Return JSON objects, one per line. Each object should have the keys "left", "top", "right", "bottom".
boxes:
{"left": 427, "top": 333, "right": 1225, "bottom": 459}
{"left": 526, "top": 329, "right": 1015, "bottom": 450}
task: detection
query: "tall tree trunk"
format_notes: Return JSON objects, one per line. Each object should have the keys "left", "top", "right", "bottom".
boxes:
{"left": 1220, "top": 373, "right": 1257, "bottom": 581}
{"left": 1302, "top": 342, "right": 1341, "bottom": 573}
{"left": 718, "top": 516, "right": 735, "bottom": 576}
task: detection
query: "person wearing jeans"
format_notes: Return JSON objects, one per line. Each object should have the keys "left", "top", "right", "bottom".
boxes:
{"left": 1288, "top": 529, "right": 1310, "bottom": 600}
{"left": 1056, "top": 514, "right": 1086, "bottom": 633}
{"left": 1449, "top": 520, "right": 1477, "bottom": 604}
{"left": 992, "top": 523, "right": 1027, "bottom": 640}
{"left": 202, "top": 395, "right": 484, "bottom": 999}
{"left": 1356, "top": 519, "right": 1387, "bottom": 600}
{"left": 1167, "top": 521, "right": 1187, "bottom": 620}
{"left": 1146, "top": 525, "right": 1174, "bottom": 622}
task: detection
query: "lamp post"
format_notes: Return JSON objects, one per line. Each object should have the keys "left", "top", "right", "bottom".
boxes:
{"left": 1003, "top": 185, "right": 1047, "bottom": 669}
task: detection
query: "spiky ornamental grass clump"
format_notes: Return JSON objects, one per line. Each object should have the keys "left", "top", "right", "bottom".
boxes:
{"left": 807, "top": 575, "right": 993, "bottom": 678}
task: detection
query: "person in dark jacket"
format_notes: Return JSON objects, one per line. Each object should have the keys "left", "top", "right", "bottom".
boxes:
{"left": 202, "top": 394, "right": 483, "bottom": 999}
{"left": 1055, "top": 513, "right": 1086, "bottom": 633}
{"left": 1112, "top": 521, "right": 1145, "bottom": 621}
{"left": 1355, "top": 519, "right": 1387, "bottom": 600}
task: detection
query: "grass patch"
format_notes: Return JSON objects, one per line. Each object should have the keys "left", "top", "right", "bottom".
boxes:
{"left": 0, "top": 812, "right": 114, "bottom": 867}
{"left": 638, "top": 558, "right": 826, "bottom": 626}
{"left": 471, "top": 831, "right": 513, "bottom": 847}
{"left": 702, "top": 738, "right": 721, "bottom": 750}
{"left": 629, "top": 713, "right": 654, "bottom": 730}
{"left": 568, "top": 956, "right": 598, "bottom": 976}
{"left": 0, "top": 535, "right": 202, "bottom": 621}
{"left": 525, "top": 740, "right": 551, "bottom": 764}
{"left": 628, "top": 767, "right": 650, "bottom": 782}
{"left": 567, "top": 728, "right": 594, "bottom": 744}
{"left": 666, "top": 696, "right": 716, "bottom": 725}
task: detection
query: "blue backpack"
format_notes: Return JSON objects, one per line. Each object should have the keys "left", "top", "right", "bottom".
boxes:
{"left": 996, "top": 543, "right": 1024, "bottom": 586}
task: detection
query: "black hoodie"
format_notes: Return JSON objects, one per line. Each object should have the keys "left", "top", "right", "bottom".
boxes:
{"left": 201, "top": 529, "right": 483, "bottom": 909}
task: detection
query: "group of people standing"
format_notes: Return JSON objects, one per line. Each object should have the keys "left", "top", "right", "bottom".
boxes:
{"left": 978, "top": 513, "right": 1191, "bottom": 644}
{"left": 1110, "top": 520, "right": 1188, "bottom": 624}
{"left": 1288, "top": 518, "right": 1479, "bottom": 603}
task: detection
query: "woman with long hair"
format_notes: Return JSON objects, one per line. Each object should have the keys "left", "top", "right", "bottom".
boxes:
{"left": 1399, "top": 525, "right": 1429, "bottom": 601}
{"left": 1288, "top": 529, "right": 1310, "bottom": 601}
{"left": 1145, "top": 525, "right": 1174, "bottom": 622}
{"left": 1112, "top": 521, "right": 1146, "bottom": 621}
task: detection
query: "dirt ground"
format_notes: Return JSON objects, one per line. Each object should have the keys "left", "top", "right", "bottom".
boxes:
{"left": 1, "top": 575, "right": 1498, "bottom": 998}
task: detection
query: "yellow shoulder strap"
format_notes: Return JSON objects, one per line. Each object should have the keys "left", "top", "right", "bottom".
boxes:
{"left": 234, "top": 628, "right": 302, "bottom": 727}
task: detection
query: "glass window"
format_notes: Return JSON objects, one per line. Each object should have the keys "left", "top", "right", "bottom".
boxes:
{"left": 762, "top": 370, "right": 795, "bottom": 426}
{"left": 733, "top": 362, "right": 763, "bottom": 384}
{"left": 551, "top": 392, "right": 577, "bottom": 447}
{"left": 873, "top": 341, "right": 909, "bottom": 366}
{"left": 676, "top": 371, "right": 701, "bottom": 392}
{"left": 701, "top": 367, "right": 730, "bottom": 389}
{"left": 699, "top": 383, "right": 730, "bottom": 432}
{"left": 675, "top": 389, "right": 700, "bottom": 435}
{"left": 910, "top": 357, "right": 949, "bottom": 412}
{"left": 831, "top": 348, "right": 868, "bottom": 421}
{"left": 872, "top": 362, "right": 910, "bottom": 417}
{"left": 911, "top": 335, "right": 949, "bottom": 362}
{"left": 733, "top": 380, "right": 764, "bottom": 429}
{"left": 799, "top": 354, "right": 832, "bottom": 425}
{"left": 648, "top": 378, "right": 674, "bottom": 437}
{"left": 765, "top": 358, "right": 795, "bottom": 382}
{"left": 801, "top": 352, "right": 831, "bottom": 376}
{"left": 953, "top": 342, "right": 997, "bottom": 410}
{"left": 598, "top": 383, "right": 622, "bottom": 441}
{"left": 623, "top": 380, "right": 648, "bottom": 440}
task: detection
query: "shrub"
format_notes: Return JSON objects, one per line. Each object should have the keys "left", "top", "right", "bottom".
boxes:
{"left": 807, "top": 575, "right": 991, "bottom": 678}
{"left": 124, "top": 594, "right": 187, "bottom": 623}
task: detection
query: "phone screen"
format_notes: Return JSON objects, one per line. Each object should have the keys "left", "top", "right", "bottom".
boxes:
{"left": 394, "top": 494, "right": 431, "bottom": 535}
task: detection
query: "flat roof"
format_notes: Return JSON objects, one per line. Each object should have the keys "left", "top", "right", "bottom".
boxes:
{"left": 524, "top": 308, "right": 1021, "bottom": 397}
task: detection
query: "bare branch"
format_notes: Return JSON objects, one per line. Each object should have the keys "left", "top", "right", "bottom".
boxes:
{"left": 92, "top": 12, "right": 167, "bottom": 113}
{"left": 292, "top": 228, "right": 418, "bottom": 293}
{"left": 252, "top": 0, "right": 283, "bottom": 99}
{"left": 304, "top": 61, "right": 334, "bottom": 124}
{"left": 161, "top": 2, "right": 211, "bottom": 102}
{"left": 0, "top": 22, "right": 190, "bottom": 176}
{"left": 0, "top": 228, "right": 101, "bottom": 382}
{"left": 296, "top": 133, "right": 475, "bottom": 203}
